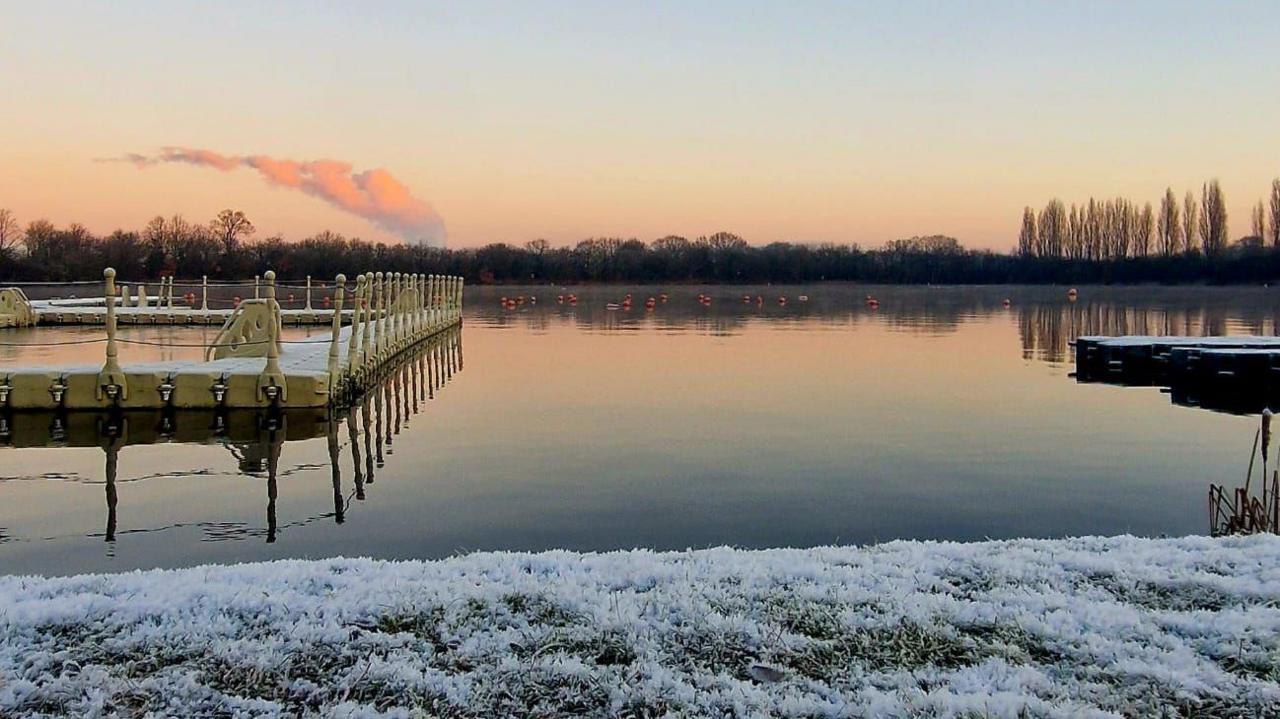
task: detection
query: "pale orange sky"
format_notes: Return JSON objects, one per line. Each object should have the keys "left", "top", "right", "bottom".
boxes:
{"left": 2, "top": 2, "right": 1278, "bottom": 250}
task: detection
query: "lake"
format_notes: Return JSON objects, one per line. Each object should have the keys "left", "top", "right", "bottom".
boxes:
{"left": 1, "top": 284, "right": 1276, "bottom": 576}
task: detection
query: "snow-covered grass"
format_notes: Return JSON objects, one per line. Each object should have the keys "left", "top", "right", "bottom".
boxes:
{"left": 2, "top": 536, "right": 1279, "bottom": 718}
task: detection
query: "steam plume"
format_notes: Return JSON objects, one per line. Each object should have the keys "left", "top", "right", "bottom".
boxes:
{"left": 106, "top": 147, "right": 446, "bottom": 247}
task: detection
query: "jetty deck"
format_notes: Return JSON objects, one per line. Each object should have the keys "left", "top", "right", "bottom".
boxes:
{"left": 0, "top": 270, "right": 463, "bottom": 411}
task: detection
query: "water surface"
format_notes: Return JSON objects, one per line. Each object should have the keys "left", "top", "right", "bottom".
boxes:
{"left": 2, "top": 284, "right": 1277, "bottom": 576}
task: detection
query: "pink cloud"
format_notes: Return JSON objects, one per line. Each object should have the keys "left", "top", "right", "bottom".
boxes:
{"left": 113, "top": 147, "right": 446, "bottom": 246}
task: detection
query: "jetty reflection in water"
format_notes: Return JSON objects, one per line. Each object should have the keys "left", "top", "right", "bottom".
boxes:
{"left": 0, "top": 326, "right": 461, "bottom": 550}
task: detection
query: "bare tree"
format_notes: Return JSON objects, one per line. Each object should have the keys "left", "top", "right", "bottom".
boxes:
{"left": 1157, "top": 188, "right": 1180, "bottom": 256}
{"left": 210, "top": 209, "right": 255, "bottom": 254}
{"left": 1271, "top": 178, "right": 1280, "bottom": 248}
{"left": 0, "top": 208, "right": 19, "bottom": 257}
{"left": 1036, "top": 200, "right": 1066, "bottom": 258}
{"left": 1067, "top": 204, "right": 1083, "bottom": 259}
{"left": 1251, "top": 200, "right": 1266, "bottom": 241}
{"left": 1122, "top": 199, "right": 1137, "bottom": 258}
{"left": 1183, "top": 191, "right": 1199, "bottom": 254}
{"left": 1104, "top": 197, "right": 1134, "bottom": 259}
{"left": 1085, "top": 198, "right": 1103, "bottom": 260}
{"left": 1199, "top": 180, "right": 1228, "bottom": 257}
{"left": 1136, "top": 202, "right": 1154, "bottom": 257}
{"left": 1018, "top": 207, "right": 1037, "bottom": 256}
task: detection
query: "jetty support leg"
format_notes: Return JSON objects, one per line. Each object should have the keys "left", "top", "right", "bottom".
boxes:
{"left": 257, "top": 270, "right": 287, "bottom": 404}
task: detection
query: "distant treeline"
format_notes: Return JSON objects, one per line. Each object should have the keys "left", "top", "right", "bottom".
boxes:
{"left": 1, "top": 206, "right": 1279, "bottom": 286}
{"left": 1018, "top": 178, "right": 1280, "bottom": 261}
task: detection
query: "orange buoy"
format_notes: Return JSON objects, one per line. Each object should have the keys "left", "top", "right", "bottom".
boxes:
{"left": 1002, "top": 298, "right": 1011, "bottom": 307}
{"left": 778, "top": 296, "right": 787, "bottom": 304}
{"left": 659, "top": 293, "right": 669, "bottom": 302}
{"left": 556, "top": 294, "right": 564, "bottom": 303}
{"left": 233, "top": 295, "right": 242, "bottom": 306}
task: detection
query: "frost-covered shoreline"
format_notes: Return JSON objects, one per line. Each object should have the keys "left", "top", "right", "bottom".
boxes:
{"left": 3, "top": 536, "right": 1279, "bottom": 718}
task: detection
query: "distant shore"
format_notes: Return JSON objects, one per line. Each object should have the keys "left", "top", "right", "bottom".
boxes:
{"left": 3, "top": 535, "right": 1278, "bottom": 717}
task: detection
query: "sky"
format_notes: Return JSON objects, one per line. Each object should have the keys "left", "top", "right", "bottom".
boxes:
{"left": 2, "top": 1, "right": 1279, "bottom": 250}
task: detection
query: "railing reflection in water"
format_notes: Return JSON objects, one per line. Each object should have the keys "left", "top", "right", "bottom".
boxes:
{"left": 0, "top": 326, "right": 462, "bottom": 546}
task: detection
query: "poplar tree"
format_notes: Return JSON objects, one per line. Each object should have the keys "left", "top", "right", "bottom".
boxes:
{"left": 1183, "top": 191, "right": 1199, "bottom": 254}
{"left": 1199, "top": 180, "right": 1228, "bottom": 257}
{"left": 1268, "top": 178, "right": 1280, "bottom": 247}
{"left": 1157, "top": 188, "right": 1180, "bottom": 255}
{"left": 1038, "top": 199, "right": 1067, "bottom": 258}
{"left": 1018, "top": 207, "right": 1037, "bottom": 257}
{"left": 1137, "top": 202, "right": 1154, "bottom": 257}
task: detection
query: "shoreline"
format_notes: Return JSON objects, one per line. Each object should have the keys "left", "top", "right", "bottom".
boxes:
{"left": 3, "top": 535, "right": 1279, "bottom": 717}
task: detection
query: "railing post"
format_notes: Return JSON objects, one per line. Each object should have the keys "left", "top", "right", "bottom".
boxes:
{"left": 430, "top": 273, "right": 440, "bottom": 327}
{"left": 362, "top": 272, "right": 374, "bottom": 375}
{"left": 416, "top": 273, "right": 425, "bottom": 337}
{"left": 391, "top": 272, "right": 403, "bottom": 350}
{"left": 120, "top": 284, "right": 130, "bottom": 308}
{"left": 97, "top": 267, "right": 128, "bottom": 402}
{"left": 253, "top": 274, "right": 261, "bottom": 300}
{"left": 409, "top": 273, "right": 419, "bottom": 339}
{"left": 347, "top": 274, "right": 364, "bottom": 379}
{"left": 305, "top": 276, "right": 313, "bottom": 311}
{"left": 137, "top": 283, "right": 148, "bottom": 308}
{"left": 201, "top": 275, "right": 208, "bottom": 311}
{"left": 327, "top": 274, "right": 346, "bottom": 396}
{"left": 374, "top": 271, "right": 386, "bottom": 362}
{"left": 258, "top": 270, "right": 287, "bottom": 403}
{"left": 406, "top": 273, "right": 416, "bottom": 340}
{"left": 430, "top": 274, "right": 437, "bottom": 325}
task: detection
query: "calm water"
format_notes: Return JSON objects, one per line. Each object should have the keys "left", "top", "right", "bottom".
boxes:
{"left": 2, "top": 284, "right": 1278, "bottom": 576}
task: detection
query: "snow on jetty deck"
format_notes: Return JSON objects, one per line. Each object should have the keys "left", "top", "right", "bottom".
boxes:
{"left": 0, "top": 270, "right": 463, "bottom": 410}
{"left": 13, "top": 275, "right": 357, "bottom": 326}
{"left": 1, "top": 535, "right": 1278, "bottom": 717}
{"left": 28, "top": 300, "right": 355, "bottom": 326}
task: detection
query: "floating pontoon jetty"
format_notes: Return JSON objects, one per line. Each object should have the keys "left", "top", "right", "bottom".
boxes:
{"left": 0, "top": 269, "right": 463, "bottom": 410}
{"left": 1075, "top": 335, "right": 1280, "bottom": 410}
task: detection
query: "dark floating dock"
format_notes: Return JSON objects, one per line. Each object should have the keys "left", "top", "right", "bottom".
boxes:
{"left": 1074, "top": 335, "right": 1280, "bottom": 413}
